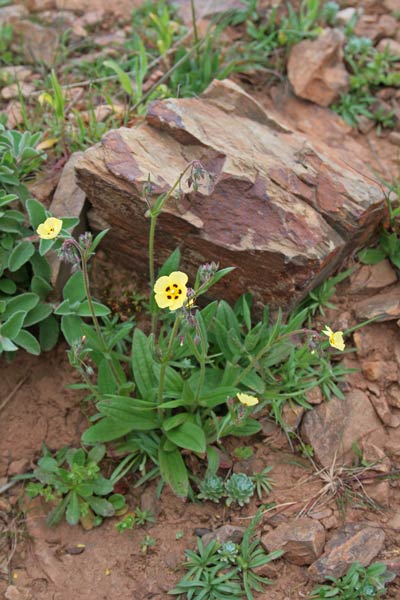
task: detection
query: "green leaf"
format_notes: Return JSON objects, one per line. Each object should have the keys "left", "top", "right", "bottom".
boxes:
{"left": 0, "top": 279, "right": 17, "bottom": 294}
{"left": 158, "top": 446, "right": 189, "bottom": 498}
{"left": 63, "top": 271, "right": 86, "bottom": 302}
{"left": 358, "top": 247, "right": 386, "bottom": 265}
{"left": 87, "top": 444, "right": 106, "bottom": 464}
{"left": 162, "top": 412, "right": 189, "bottom": 431}
{"left": 97, "top": 397, "right": 159, "bottom": 430}
{"left": 26, "top": 198, "right": 47, "bottom": 229}
{"left": 61, "top": 314, "right": 83, "bottom": 345}
{"left": 77, "top": 300, "right": 110, "bottom": 317}
{"left": 31, "top": 275, "right": 52, "bottom": 300}
{"left": 97, "top": 358, "right": 118, "bottom": 394}
{"left": 3, "top": 292, "right": 39, "bottom": 319}
{"left": 24, "top": 302, "right": 52, "bottom": 327}
{"left": 88, "top": 229, "right": 109, "bottom": 255}
{"left": 46, "top": 494, "right": 69, "bottom": 527}
{"left": 104, "top": 60, "right": 134, "bottom": 96}
{"left": 157, "top": 248, "right": 181, "bottom": 277}
{"left": 131, "top": 328, "right": 157, "bottom": 401}
{"left": 229, "top": 419, "right": 262, "bottom": 436}
{"left": 1, "top": 337, "right": 18, "bottom": 352}
{"left": 165, "top": 422, "right": 206, "bottom": 453}
{"left": 13, "top": 329, "right": 40, "bottom": 355}
{"left": 0, "top": 193, "right": 17, "bottom": 208}
{"left": 91, "top": 477, "right": 114, "bottom": 496}
{"left": 82, "top": 417, "right": 136, "bottom": 444}
{"left": 30, "top": 253, "right": 51, "bottom": 280}
{"left": 39, "top": 237, "right": 56, "bottom": 256}
{"left": 152, "top": 363, "right": 184, "bottom": 396}
{"left": 66, "top": 491, "right": 80, "bottom": 526}
{"left": 87, "top": 496, "right": 115, "bottom": 517}
{"left": 0, "top": 310, "right": 26, "bottom": 339}
{"left": 60, "top": 217, "right": 79, "bottom": 231}
{"left": 108, "top": 493, "right": 125, "bottom": 510}
{"left": 199, "top": 386, "right": 238, "bottom": 408}
{"left": 8, "top": 241, "right": 35, "bottom": 272}
{"left": 39, "top": 315, "right": 59, "bottom": 351}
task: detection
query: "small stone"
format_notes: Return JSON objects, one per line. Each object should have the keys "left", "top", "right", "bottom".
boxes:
{"left": 12, "top": 20, "right": 59, "bottom": 66}
{"left": 0, "top": 65, "right": 33, "bottom": 84}
{"left": 305, "top": 386, "right": 323, "bottom": 405}
{"left": 301, "top": 391, "right": 385, "bottom": 467}
{"left": 287, "top": 29, "right": 349, "bottom": 107}
{"left": 389, "top": 131, "right": 400, "bottom": 146}
{"left": 387, "top": 384, "right": 400, "bottom": 409}
{"left": 309, "top": 509, "right": 332, "bottom": 520}
{"left": 357, "top": 115, "right": 375, "bottom": 134}
{"left": 1, "top": 82, "right": 35, "bottom": 100}
{"left": 355, "top": 285, "right": 400, "bottom": 321}
{"left": 194, "top": 528, "right": 212, "bottom": 537}
{"left": 349, "top": 260, "right": 398, "bottom": 294}
{"left": 387, "top": 513, "right": 400, "bottom": 531}
{"left": 384, "top": 0, "right": 400, "bottom": 10}
{"left": 201, "top": 524, "right": 245, "bottom": 547}
{"left": 308, "top": 523, "right": 385, "bottom": 582}
{"left": 8, "top": 459, "right": 29, "bottom": 476}
{"left": 355, "top": 14, "right": 397, "bottom": 41}
{"left": 363, "top": 480, "right": 391, "bottom": 507}
{"left": 368, "top": 393, "right": 395, "bottom": 426}
{"left": 281, "top": 404, "right": 305, "bottom": 431}
{"left": 0, "top": 5, "right": 28, "bottom": 25}
{"left": 140, "top": 487, "right": 160, "bottom": 518}
{"left": 261, "top": 518, "right": 325, "bottom": 566}
{"left": 362, "top": 442, "right": 391, "bottom": 473}
{"left": 65, "top": 544, "right": 85, "bottom": 555}
{"left": 3, "top": 101, "right": 24, "bottom": 129}
{"left": 93, "top": 31, "right": 126, "bottom": 47}
{"left": 336, "top": 8, "right": 360, "bottom": 26}
{"left": 377, "top": 38, "right": 400, "bottom": 56}
{"left": 362, "top": 360, "right": 383, "bottom": 382}
{"left": 0, "top": 497, "right": 11, "bottom": 512}
{"left": 5, "top": 587, "right": 32, "bottom": 600}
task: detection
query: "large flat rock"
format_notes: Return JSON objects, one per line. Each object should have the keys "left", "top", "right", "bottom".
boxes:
{"left": 75, "top": 79, "right": 384, "bottom": 308}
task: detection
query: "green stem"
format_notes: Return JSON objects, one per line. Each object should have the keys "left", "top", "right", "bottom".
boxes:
{"left": 194, "top": 320, "right": 206, "bottom": 403}
{"left": 190, "top": 0, "right": 200, "bottom": 63}
{"left": 157, "top": 315, "right": 181, "bottom": 410}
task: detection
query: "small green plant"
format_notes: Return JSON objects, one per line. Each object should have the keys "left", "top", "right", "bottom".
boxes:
{"left": 24, "top": 444, "right": 126, "bottom": 527}
{"left": 252, "top": 467, "right": 274, "bottom": 500}
{"left": 225, "top": 473, "right": 255, "bottom": 507}
{"left": 0, "top": 23, "right": 14, "bottom": 65}
{"left": 309, "top": 561, "right": 393, "bottom": 599}
{"left": 197, "top": 473, "right": 225, "bottom": 503}
{"left": 169, "top": 510, "right": 283, "bottom": 600}
{"left": 0, "top": 126, "right": 77, "bottom": 355}
{"left": 140, "top": 534, "right": 157, "bottom": 553}
{"left": 295, "top": 268, "right": 354, "bottom": 317}
{"left": 233, "top": 446, "right": 254, "bottom": 460}
{"left": 333, "top": 37, "right": 400, "bottom": 127}
{"left": 358, "top": 228, "right": 400, "bottom": 269}
{"left": 116, "top": 513, "right": 135, "bottom": 532}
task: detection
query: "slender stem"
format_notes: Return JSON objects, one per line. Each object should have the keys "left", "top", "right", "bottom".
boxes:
{"left": 190, "top": 0, "right": 200, "bottom": 63}
{"left": 194, "top": 320, "right": 206, "bottom": 403}
{"left": 71, "top": 239, "right": 122, "bottom": 386}
{"left": 157, "top": 315, "right": 181, "bottom": 410}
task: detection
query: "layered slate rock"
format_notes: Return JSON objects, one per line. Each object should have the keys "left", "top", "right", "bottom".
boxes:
{"left": 75, "top": 79, "right": 384, "bottom": 309}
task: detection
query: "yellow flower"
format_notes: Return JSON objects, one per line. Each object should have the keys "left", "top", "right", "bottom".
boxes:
{"left": 237, "top": 393, "right": 259, "bottom": 407}
{"left": 154, "top": 271, "right": 188, "bottom": 311}
{"left": 36, "top": 217, "right": 63, "bottom": 240}
{"left": 322, "top": 326, "right": 345, "bottom": 351}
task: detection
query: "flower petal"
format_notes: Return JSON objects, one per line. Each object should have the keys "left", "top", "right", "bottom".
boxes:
{"left": 322, "top": 326, "right": 333, "bottom": 338}
{"left": 237, "top": 393, "right": 259, "bottom": 406}
{"left": 169, "top": 295, "right": 186, "bottom": 311}
{"left": 155, "top": 292, "right": 171, "bottom": 309}
{"left": 169, "top": 271, "right": 188, "bottom": 287}
{"left": 154, "top": 275, "right": 171, "bottom": 293}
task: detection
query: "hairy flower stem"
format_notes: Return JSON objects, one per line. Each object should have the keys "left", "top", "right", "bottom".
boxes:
{"left": 157, "top": 315, "right": 181, "bottom": 415}
{"left": 70, "top": 238, "right": 122, "bottom": 386}
{"left": 148, "top": 162, "right": 196, "bottom": 335}
{"left": 194, "top": 319, "right": 207, "bottom": 404}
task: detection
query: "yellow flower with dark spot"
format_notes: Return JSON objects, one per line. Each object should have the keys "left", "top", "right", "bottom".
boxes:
{"left": 237, "top": 393, "right": 259, "bottom": 407}
{"left": 154, "top": 271, "right": 188, "bottom": 311}
{"left": 322, "top": 326, "right": 345, "bottom": 351}
{"left": 36, "top": 217, "right": 63, "bottom": 240}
